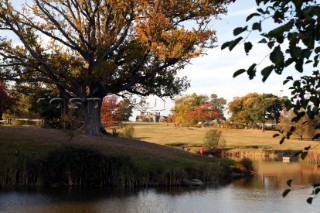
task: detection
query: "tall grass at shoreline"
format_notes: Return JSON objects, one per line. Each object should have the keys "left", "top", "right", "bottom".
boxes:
{"left": 0, "top": 145, "right": 230, "bottom": 188}
{"left": 0, "top": 127, "right": 232, "bottom": 189}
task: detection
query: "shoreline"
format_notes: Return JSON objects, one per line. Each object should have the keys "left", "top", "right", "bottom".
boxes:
{"left": 0, "top": 126, "right": 235, "bottom": 190}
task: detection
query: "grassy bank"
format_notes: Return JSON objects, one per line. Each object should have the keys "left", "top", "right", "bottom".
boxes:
{"left": 128, "top": 122, "right": 320, "bottom": 151}
{"left": 0, "top": 126, "right": 232, "bottom": 188}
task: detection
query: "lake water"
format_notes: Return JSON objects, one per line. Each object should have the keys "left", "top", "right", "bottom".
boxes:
{"left": 1, "top": 160, "right": 320, "bottom": 213}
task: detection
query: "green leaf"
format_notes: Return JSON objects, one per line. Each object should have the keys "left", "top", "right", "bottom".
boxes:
{"left": 229, "top": 37, "right": 243, "bottom": 51}
{"left": 287, "top": 179, "right": 293, "bottom": 187}
{"left": 257, "top": 8, "right": 264, "bottom": 14}
{"left": 252, "top": 22, "right": 262, "bottom": 31}
{"left": 233, "top": 69, "right": 246, "bottom": 78}
{"left": 244, "top": 42, "right": 253, "bottom": 55}
{"left": 283, "top": 79, "right": 290, "bottom": 85}
{"left": 310, "top": 96, "right": 318, "bottom": 105}
{"left": 302, "top": 49, "right": 312, "bottom": 60}
{"left": 284, "top": 100, "right": 292, "bottom": 110}
{"left": 291, "top": 115, "right": 301, "bottom": 123}
{"left": 289, "top": 126, "right": 296, "bottom": 132}
{"left": 312, "top": 133, "right": 320, "bottom": 140}
{"left": 276, "top": 35, "right": 284, "bottom": 44}
{"left": 267, "top": 41, "right": 275, "bottom": 49}
{"left": 284, "top": 58, "right": 294, "bottom": 67}
{"left": 273, "top": 133, "right": 280, "bottom": 138}
{"left": 294, "top": 60, "right": 303, "bottom": 73}
{"left": 247, "top": 63, "right": 257, "bottom": 80}
{"left": 304, "top": 146, "right": 311, "bottom": 151}
{"left": 301, "top": 152, "right": 308, "bottom": 160}
{"left": 291, "top": 47, "right": 302, "bottom": 59}
{"left": 233, "top": 26, "right": 248, "bottom": 36}
{"left": 258, "top": 38, "right": 267, "bottom": 43}
{"left": 313, "top": 183, "right": 320, "bottom": 187}
{"left": 270, "top": 46, "right": 284, "bottom": 66}
{"left": 295, "top": 59, "right": 304, "bottom": 72}
{"left": 294, "top": 151, "right": 303, "bottom": 157}
{"left": 290, "top": 80, "right": 300, "bottom": 91}
{"left": 268, "top": 20, "right": 294, "bottom": 38}
{"left": 280, "top": 137, "right": 286, "bottom": 144}
{"left": 246, "top": 13, "right": 260, "bottom": 21}
{"left": 291, "top": 112, "right": 305, "bottom": 122}
{"left": 286, "top": 130, "right": 293, "bottom": 139}
{"left": 303, "top": 6, "right": 314, "bottom": 16}
{"left": 286, "top": 76, "right": 293, "bottom": 80}
{"left": 313, "top": 56, "right": 319, "bottom": 67}
{"left": 261, "top": 65, "right": 274, "bottom": 82}
{"left": 221, "top": 42, "right": 230, "bottom": 50}
{"left": 282, "top": 189, "right": 291, "bottom": 197}
{"left": 307, "top": 197, "right": 313, "bottom": 204}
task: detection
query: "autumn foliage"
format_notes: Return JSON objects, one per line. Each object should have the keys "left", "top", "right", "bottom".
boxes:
{"left": 101, "top": 96, "right": 133, "bottom": 128}
{"left": 173, "top": 93, "right": 225, "bottom": 126}
{"left": 187, "top": 103, "right": 222, "bottom": 124}
{"left": 278, "top": 109, "right": 319, "bottom": 140}
{"left": 228, "top": 93, "right": 284, "bottom": 130}
{"left": 101, "top": 96, "right": 117, "bottom": 128}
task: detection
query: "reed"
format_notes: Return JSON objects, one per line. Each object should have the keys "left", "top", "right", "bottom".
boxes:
{"left": 299, "top": 150, "right": 320, "bottom": 164}
{"left": 0, "top": 143, "right": 231, "bottom": 189}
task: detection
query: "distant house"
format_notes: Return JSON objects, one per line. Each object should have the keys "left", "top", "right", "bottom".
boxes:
{"left": 159, "top": 115, "right": 167, "bottom": 122}
{"left": 136, "top": 112, "right": 167, "bottom": 122}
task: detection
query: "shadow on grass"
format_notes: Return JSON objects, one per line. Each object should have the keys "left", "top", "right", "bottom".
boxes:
{"left": 165, "top": 142, "right": 188, "bottom": 147}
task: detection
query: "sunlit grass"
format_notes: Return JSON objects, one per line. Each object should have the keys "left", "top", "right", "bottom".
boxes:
{"left": 126, "top": 122, "right": 320, "bottom": 151}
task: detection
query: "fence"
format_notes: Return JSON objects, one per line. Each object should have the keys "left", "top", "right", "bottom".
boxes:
{"left": 3, "top": 118, "right": 44, "bottom": 126}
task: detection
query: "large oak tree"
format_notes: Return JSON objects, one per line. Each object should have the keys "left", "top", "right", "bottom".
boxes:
{"left": 0, "top": 0, "right": 231, "bottom": 135}
{"left": 0, "top": 81, "right": 15, "bottom": 120}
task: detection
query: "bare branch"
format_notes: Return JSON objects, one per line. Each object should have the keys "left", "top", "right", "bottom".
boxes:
{"left": 34, "top": 0, "right": 85, "bottom": 56}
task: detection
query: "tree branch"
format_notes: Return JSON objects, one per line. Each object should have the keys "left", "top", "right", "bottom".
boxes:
{"left": 34, "top": 0, "right": 85, "bottom": 57}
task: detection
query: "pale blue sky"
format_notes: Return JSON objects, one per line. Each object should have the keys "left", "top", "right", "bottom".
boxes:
{"left": 3, "top": 1, "right": 312, "bottom": 118}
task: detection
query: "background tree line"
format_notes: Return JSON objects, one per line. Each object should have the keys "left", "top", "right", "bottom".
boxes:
{"left": 171, "top": 93, "right": 226, "bottom": 126}
{"left": 0, "top": 83, "right": 133, "bottom": 129}
{"left": 171, "top": 92, "right": 320, "bottom": 140}
{"left": 3, "top": 84, "right": 319, "bottom": 141}
{"left": 228, "top": 93, "right": 284, "bottom": 131}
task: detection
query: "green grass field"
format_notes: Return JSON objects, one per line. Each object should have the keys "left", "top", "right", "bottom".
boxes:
{"left": 125, "top": 122, "right": 320, "bottom": 151}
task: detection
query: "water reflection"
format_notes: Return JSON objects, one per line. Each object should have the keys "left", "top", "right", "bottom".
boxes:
{"left": 1, "top": 161, "right": 320, "bottom": 213}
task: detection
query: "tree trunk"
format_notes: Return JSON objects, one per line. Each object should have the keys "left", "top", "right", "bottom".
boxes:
{"left": 82, "top": 98, "right": 108, "bottom": 136}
